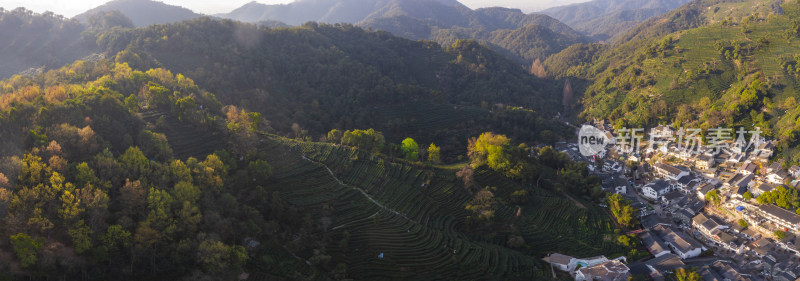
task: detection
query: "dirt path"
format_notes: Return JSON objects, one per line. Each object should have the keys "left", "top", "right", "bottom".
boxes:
{"left": 561, "top": 192, "right": 586, "bottom": 209}
{"left": 301, "top": 155, "right": 418, "bottom": 226}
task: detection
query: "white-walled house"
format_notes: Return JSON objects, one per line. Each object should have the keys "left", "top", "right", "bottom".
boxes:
{"left": 767, "top": 170, "right": 789, "bottom": 185}
{"left": 643, "top": 180, "right": 673, "bottom": 201}
{"left": 653, "top": 163, "right": 689, "bottom": 181}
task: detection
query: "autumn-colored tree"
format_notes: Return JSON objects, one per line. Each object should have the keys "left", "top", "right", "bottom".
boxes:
{"left": 427, "top": 143, "right": 441, "bottom": 164}
{"left": 465, "top": 188, "right": 497, "bottom": 223}
{"left": 0, "top": 172, "right": 9, "bottom": 189}
{"left": 467, "top": 132, "right": 510, "bottom": 168}
{"left": 120, "top": 179, "right": 147, "bottom": 218}
{"left": 456, "top": 166, "right": 474, "bottom": 190}
{"left": 530, "top": 58, "right": 547, "bottom": 78}
{"left": 562, "top": 78, "right": 573, "bottom": 114}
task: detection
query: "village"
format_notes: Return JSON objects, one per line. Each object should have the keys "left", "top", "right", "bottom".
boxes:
{"left": 545, "top": 122, "right": 800, "bottom": 281}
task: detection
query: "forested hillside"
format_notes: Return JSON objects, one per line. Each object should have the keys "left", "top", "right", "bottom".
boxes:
{"left": 0, "top": 8, "right": 94, "bottom": 78}
{"left": 550, "top": 0, "right": 800, "bottom": 164}
{"left": 93, "top": 18, "right": 569, "bottom": 160}
{"left": 540, "top": 0, "right": 691, "bottom": 40}
{"left": 0, "top": 38, "right": 628, "bottom": 280}
{"left": 73, "top": 0, "right": 202, "bottom": 27}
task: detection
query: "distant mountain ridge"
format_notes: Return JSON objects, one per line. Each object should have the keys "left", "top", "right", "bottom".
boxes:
{"left": 540, "top": 0, "right": 691, "bottom": 40}
{"left": 0, "top": 8, "right": 94, "bottom": 78}
{"left": 73, "top": 0, "right": 202, "bottom": 27}
{"left": 219, "top": 0, "right": 589, "bottom": 63}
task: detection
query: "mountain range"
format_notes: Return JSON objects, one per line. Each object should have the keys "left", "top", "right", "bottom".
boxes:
{"left": 539, "top": 0, "right": 692, "bottom": 40}
{"left": 218, "top": 0, "right": 589, "bottom": 63}
{"left": 73, "top": 0, "right": 202, "bottom": 27}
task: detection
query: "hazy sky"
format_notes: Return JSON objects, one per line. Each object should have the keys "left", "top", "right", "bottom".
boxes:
{"left": 0, "top": 0, "right": 590, "bottom": 18}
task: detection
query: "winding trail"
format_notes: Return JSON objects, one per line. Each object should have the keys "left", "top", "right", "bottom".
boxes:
{"left": 301, "top": 155, "right": 418, "bottom": 229}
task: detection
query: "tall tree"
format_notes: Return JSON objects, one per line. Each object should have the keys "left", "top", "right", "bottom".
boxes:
{"left": 427, "top": 143, "right": 441, "bottom": 164}
{"left": 675, "top": 268, "right": 701, "bottom": 281}
{"left": 562, "top": 78, "right": 573, "bottom": 115}
{"left": 10, "top": 233, "right": 44, "bottom": 268}
{"left": 530, "top": 58, "right": 547, "bottom": 78}
{"left": 401, "top": 138, "right": 419, "bottom": 161}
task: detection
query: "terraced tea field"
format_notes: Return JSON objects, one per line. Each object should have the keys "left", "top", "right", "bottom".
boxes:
{"left": 253, "top": 138, "right": 621, "bottom": 280}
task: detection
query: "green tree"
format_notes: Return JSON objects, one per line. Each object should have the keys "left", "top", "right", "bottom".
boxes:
{"left": 675, "top": 268, "right": 700, "bottom": 281}
{"left": 198, "top": 239, "right": 231, "bottom": 272}
{"left": 617, "top": 235, "right": 631, "bottom": 247}
{"left": 743, "top": 191, "right": 753, "bottom": 201}
{"left": 427, "top": 143, "right": 441, "bottom": 163}
{"left": 247, "top": 160, "right": 273, "bottom": 183}
{"left": 706, "top": 189, "right": 721, "bottom": 206}
{"left": 120, "top": 146, "right": 148, "bottom": 178}
{"left": 124, "top": 95, "right": 140, "bottom": 112}
{"left": 68, "top": 220, "right": 92, "bottom": 254}
{"left": 10, "top": 233, "right": 44, "bottom": 268}
{"left": 608, "top": 193, "right": 635, "bottom": 227}
{"left": 401, "top": 138, "right": 419, "bottom": 161}
{"left": 172, "top": 181, "right": 201, "bottom": 204}
{"left": 738, "top": 219, "right": 748, "bottom": 228}
{"left": 74, "top": 162, "right": 100, "bottom": 188}
{"left": 341, "top": 129, "right": 385, "bottom": 153}
{"left": 102, "top": 225, "right": 132, "bottom": 250}
{"left": 327, "top": 129, "right": 343, "bottom": 143}
{"left": 775, "top": 230, "right": 787, "bottom": 239}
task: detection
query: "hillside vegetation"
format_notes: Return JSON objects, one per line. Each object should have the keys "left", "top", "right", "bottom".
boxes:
{"left": 540, "top": 0, "right": 691, "bottom": 40}
{"left": 559, "top": 0, "right": 800, "bottom": 163}
{"left": 73, "top": 0, "right": 202, "bottom": 27}
{"left": 0, "top": 8, "right": 94, "bottom": 78}
{"left": 0, "top": 51, "right": 626, "bottom": 279}
{"left": 93, "top": 19, "right": 569, "bottom": 160}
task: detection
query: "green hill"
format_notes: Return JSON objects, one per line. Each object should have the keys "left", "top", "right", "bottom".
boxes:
{"left": 93, "top": 19, "right": 569, "bottom": 160}
{"left": 73, "top": 0, "right": 202, "bottom": 27}
{"left": 0, "top": 51, "right": 625, "bottom": 280}
{"left": 0, "top": 8, "right": 94, "bottom": 78}
{"left": 540, "top": 0, "right": 691, "bottom": 40}
{"left": 563, "top": 0, "right": 800, "bottom": 162}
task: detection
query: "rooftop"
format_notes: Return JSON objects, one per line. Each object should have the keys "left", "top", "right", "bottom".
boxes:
{"left": 576, "top": 260, "right": 630, "bottom": 281}
{"left": 738, "top": 162, "right": 757, "bottom": 173}
{"left": 696, "top": 154, "right": 713, "bottom": 162}
{"left": 755, "top": 183, "right": 775, "bottom": 194}
{"left": 640, "top": 230, "right": 668, "bottom": 254}
{"left": 653, "top": 224, "right": 703, "bottom": 253}
{"left": 655, "top": 163, "right": 684, "bottom": 176}
{"left": 697, "top": 183, "right": 715, "bottom": 195}
{"left": 758, "top": 204, "right": 800, "bottom": 225}
{"left": 645, "top": 253, "right": 684, "bottom": 271}
{"left": 646, "top": 180, "right": 671, "bottom": 192}
{"left": 677, "top": 174, "right": 696, "bottom": 185}
{"left": 716, "top": 231, "right": 736, "bottom": 243}
{"left": 662, "top": 191, "right": 683, "bottom": 202}
{"left": 543, "top": 253, "right": 574, "bottom": 266}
